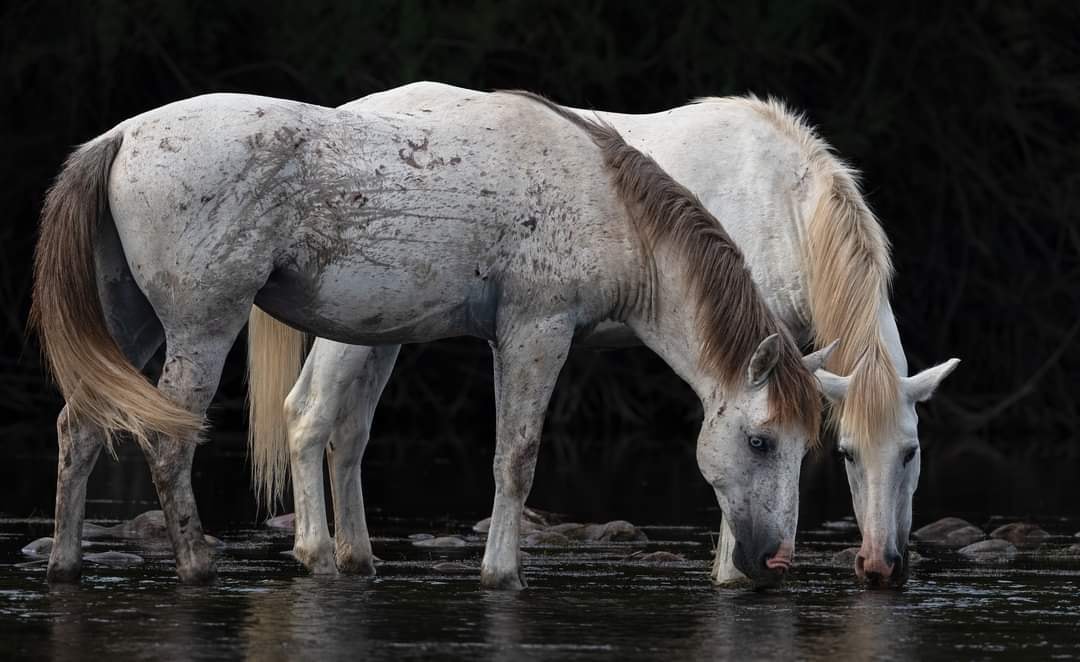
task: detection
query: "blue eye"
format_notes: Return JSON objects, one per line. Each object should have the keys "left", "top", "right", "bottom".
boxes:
{"left": 748, "top": 435, "right": 770, "bottom": 453}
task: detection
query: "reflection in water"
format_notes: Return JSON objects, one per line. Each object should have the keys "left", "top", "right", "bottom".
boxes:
{"left": 2, "top": 521, "right": 1077, "bottom": 659}
{"left": 483, "top": 592, "right": 525, "bottom": 660}
{"left": 244, "top": 576, "right": 374, "bottom": 659}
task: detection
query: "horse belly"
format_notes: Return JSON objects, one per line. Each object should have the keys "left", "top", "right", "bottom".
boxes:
{"left": 257, "top": 247, "right": 496, "bottom": 345}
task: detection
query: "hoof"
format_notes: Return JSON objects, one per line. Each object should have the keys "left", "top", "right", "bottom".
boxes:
{"left": 176, "top": 562, "right": 217, "bottom": 585}
{"left": 46, "top": 562, "right": 82, "bottom": 584}
{"left": 336, "top": 553, "right": 376, "bottom": 576}
{"left": 294, "top": 544, "right": 338, "bottom": 575}
{"left": 480, "top": 568, "right": 527, "bottom": 591}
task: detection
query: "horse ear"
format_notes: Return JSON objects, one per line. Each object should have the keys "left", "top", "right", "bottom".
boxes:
{"left": 747, "top": 334, "right": 781, "bottom": 388}
{"left": 802, "top": 339, "right": 839, "bottom": 372}
{"left": 814, "top": 369, "right": 850, "bottom": 402}
{"left": 902, "top": 358, "right": 960, "bottom": 403}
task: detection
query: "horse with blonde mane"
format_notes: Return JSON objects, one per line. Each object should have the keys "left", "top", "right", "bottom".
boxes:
{"left": 34, "top": 89, "right": 839, "bottom": 587}
{"left": 251, "top": 83, "right": 959, "bottom": 587}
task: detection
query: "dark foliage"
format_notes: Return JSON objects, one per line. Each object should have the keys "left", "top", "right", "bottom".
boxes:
{"left": 1, "top": 1, "right": 1076, "bottom": 453}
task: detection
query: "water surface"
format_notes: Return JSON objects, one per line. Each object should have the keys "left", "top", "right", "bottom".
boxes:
{"left": 2, "top": 515, "right": 1079, "bottom": 660}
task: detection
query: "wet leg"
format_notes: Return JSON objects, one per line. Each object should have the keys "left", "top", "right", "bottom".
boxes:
{"left": 711, "top": 515, "right": 750, "bottom": 586}
{"left": 326, "top": 344, "right": 399, "bottom": 574}
{"left": 480, "top": 318, "right": 572, "bottom": 590}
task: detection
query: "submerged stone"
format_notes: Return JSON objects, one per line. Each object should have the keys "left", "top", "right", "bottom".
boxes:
{"left": 822, "top": 518, "right": 859, "bottom": 532}
{"left": 265, "top": 513, "right": 296, "bottom": 530}
{"left": 21, "top": 537, "right": 56, "bottom": 558}
{"left": 412, "top": 536, "right": 466, "bottom": 548}
{"left": 547, "top": 523, "right": 587, "bottom": 538}
{"left": 84, "top": 551, "right": 144, "bottom": 567}
{"left": 831, "top": 547, "right": 860, "bottom": 566}
{"left": 912, "top": 517, "right": 985, "bottom": 548}
{"left": 624, "top": 551, "right": 685, "bottom": 563}
{"left": 432, "top": 561, "right": 473, "bottom": 573}
{"left": 958, "top": 539, "right": 1017, "bottom": 562}
{"left": 523, "top": 530, "right": 571, "bottom": 547}
{"left": 990, "top": 522, "right": 1050, "bottom": 549}
{"left": 582, "top": 520, "right": 648, "bottom": 542}
{"left": 473, "top": 507, "right": 553, "bottom": 535}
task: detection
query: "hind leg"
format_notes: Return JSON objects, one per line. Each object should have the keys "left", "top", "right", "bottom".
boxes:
{"left": 47, "top": 407, "right": 106, "bottom": 583}
{"left": 284, "top": 342, "right": 398, "bottom": 575}
{"left": 145, "top": 320, "right": 249, "bottom": 584}
{"left": 48, "top": 266, "right": 164, "bottom": 583}
{"left": 327, "top": 344, "right": 399, "bottom": 574}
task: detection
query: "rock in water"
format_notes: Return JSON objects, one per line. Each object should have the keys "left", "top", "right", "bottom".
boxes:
{"left": 546, "top": 523, "right": 587, "bottom": 539}
{"left": 84, "top": 551, "right": 144, "bottom": 567}
{"left": 958, "top": 539, "right": 1017, "bottom": 562}
{"left": 124, "top": 510, "right": 168, "bottom": 538}
{"left": 912, "top": 517, "right": 985, "bottom": 548}
{"left": 265, "top": 513, "right": 296, "bottom": 530}
{"left": 990, "top": 522, "right": 1050, "bottom": 549}
{"left": 412, "top": 536, "right": 466, "bottom": 548}
{"left": 598, "top": 520, "right": 648, "bottom": 542}
{"left": 624, "top": 551, "right": 685, "bottom": 563}
{"left": 473, "top": 508, "right": 551, "bottom": 535}
{"left": 21, "top": 537, "right": 56, "bottom": 559}
{"left": 831, "top": 547, "right": 860, "bottom": 566}
{"left": 822, "top": 518, "right": 859, "bottom": 532}
{"left": 82, "top": 522, "right": 113, "bottom": 539}
{"left": 432, "top": 561, "right": 473, "bottom": 573}
{"left": 523, "top": 530, "right": 571, "bottom": 547}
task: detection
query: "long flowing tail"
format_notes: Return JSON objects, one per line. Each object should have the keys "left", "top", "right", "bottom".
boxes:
{"left": 246, "top": 306, "right": 307, "bottom": 509}
{"left": 29, "top": 133, "right": 203, "bottom": 450}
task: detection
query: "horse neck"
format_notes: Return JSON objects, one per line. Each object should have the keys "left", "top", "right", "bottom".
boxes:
{"left": 875, "top": 300, "right": 908, "bottom": 378}
{"left": 623, "top": 246, "right": 715, "bottom": 401}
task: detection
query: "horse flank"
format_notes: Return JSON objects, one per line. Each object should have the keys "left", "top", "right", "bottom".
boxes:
{"left": 506, "top": 91, "right": 822, "bottom": 442}
{"left": 29, "top": 134, "right": 203, "bottom": 450}
{"left": 710, "top": 95, "right": 900, "bottom": 447}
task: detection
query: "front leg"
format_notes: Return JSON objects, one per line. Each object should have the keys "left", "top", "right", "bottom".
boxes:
{"left": 711, "top": 515, "right": 751, "bottom": 587}
{"left": 480, "top": 317, "right": 573, "bottom": 590}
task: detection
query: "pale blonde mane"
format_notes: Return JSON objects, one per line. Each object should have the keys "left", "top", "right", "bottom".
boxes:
{"left": 698, "top": 94, "right": 900, "bottom": 448}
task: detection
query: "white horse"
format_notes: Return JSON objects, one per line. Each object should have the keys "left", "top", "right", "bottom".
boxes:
{"left": 34, "top": 90, "right": 836, "bottom": 587}
{"left": 256, "top": 83, "right": 959, "bottom": 587}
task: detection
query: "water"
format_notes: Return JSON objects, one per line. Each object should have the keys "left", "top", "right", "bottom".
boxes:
{"left": 1, "top": 514, "right": 1079, "bottom": 660}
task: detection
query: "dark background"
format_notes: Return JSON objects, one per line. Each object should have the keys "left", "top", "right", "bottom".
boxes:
{"left": 0, "top": 1, "right": 1077, "bottom": 525}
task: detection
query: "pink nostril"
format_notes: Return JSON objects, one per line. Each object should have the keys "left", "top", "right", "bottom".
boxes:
{"left": 765, "top": 556, "right": 791, "bottom": 571}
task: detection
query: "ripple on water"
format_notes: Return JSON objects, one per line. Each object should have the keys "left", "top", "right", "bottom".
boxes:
{"left": 0, "top": 519, "right": 1079, "bottom": 658}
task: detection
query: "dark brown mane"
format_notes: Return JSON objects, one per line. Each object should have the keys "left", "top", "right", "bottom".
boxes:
{"left": 505, "top": 90, "right": 821, "bottom": 441}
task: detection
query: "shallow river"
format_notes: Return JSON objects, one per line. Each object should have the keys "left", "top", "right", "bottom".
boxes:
{"left": 1, "top": 511, "right": 1079, "bottom": 660}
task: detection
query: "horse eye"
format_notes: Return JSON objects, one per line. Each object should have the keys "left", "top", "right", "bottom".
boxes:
{"left": 835, "top": 447, "right": 854, "bottom": 463}
{"left": 903, "top": 448, "right": 917, "bottom": 466}
{"left": 748, "top": 435, "right": 769, "bottom": 453}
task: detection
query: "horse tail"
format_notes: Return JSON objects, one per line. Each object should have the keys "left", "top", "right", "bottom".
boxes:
{"left": 246, "top": 305, "right": 307, "bottom": 510}
{"left": 29, "top": 133, "right": 203, "bottom": 450}
{"left": 805, "top": 172, "right": 900, "bottom": 445}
